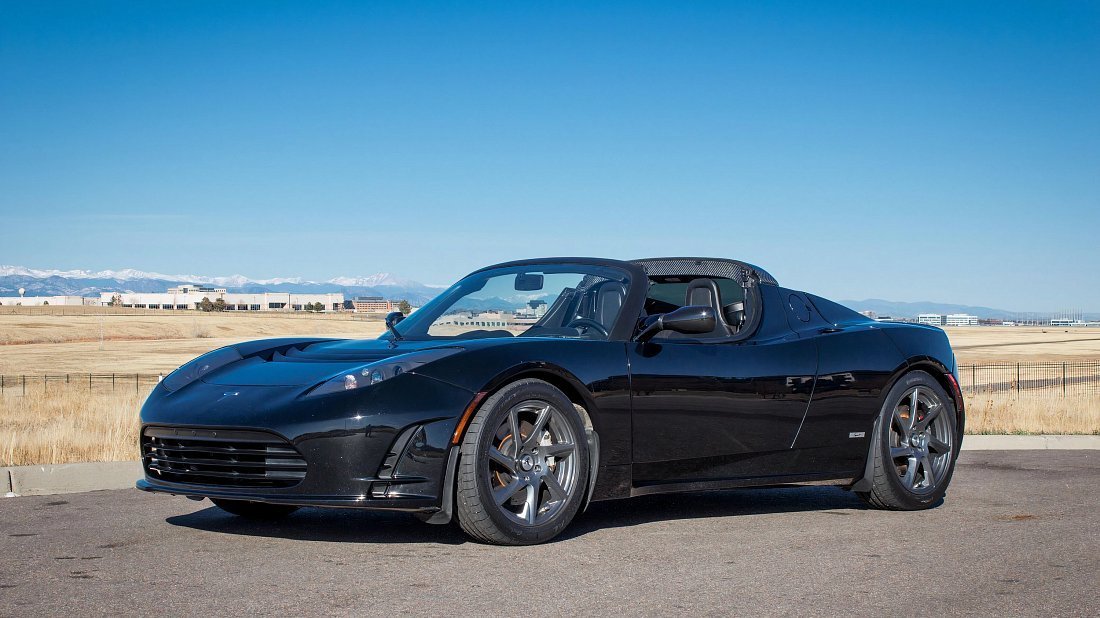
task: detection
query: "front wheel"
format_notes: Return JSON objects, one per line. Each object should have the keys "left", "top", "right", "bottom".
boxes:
{"left": 857, "top": 370, "right": 961, "bottom": 510}
{"left": 211, "top": 499, "right": 300, "bottom": 519}
{"left": 454, "top": 379, "right": 589, "bottom": 545}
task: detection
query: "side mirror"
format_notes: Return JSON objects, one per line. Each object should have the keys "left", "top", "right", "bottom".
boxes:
{"left": 634, "top": 305, "right": 716, "bottom": 342}
{"left": 385, "top": 311, "right": 405, "bottom": 328}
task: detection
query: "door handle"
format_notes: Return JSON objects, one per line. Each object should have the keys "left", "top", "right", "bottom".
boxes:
{"left": 819, "top": 327, "right": 844, "bottom": 334}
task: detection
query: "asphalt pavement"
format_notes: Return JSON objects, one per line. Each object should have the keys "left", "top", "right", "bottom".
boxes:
{"left": 1, "top": 450, "right": 1097, "bottom": 616}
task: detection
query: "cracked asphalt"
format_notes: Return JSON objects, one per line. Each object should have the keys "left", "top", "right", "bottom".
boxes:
{"left": 1, "top": 451, "right": 1097, "bottom": 616}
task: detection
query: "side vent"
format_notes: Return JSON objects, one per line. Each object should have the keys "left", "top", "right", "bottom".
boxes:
{"left": 377, "top": 425, "right": 422, "bottom": 480}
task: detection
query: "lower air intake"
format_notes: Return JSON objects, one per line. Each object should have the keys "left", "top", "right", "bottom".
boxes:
{"left": 142, "top": 426, "right": 306, "bottom": 488}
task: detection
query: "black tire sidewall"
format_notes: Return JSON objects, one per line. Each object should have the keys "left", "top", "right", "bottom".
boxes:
{"left": 465, "top": 379, "right": 589, "bottom": 544}
{"left": 875, "top": 370, "right": 960, "bottom": 508}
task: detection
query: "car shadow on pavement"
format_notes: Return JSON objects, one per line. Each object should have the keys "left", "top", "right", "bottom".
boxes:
{"left": 167, "top": 506, "right": 469, "bottom": 544}
{"left": 563, "top": 485, "right": 870, "bottom": 540}
{"left": 165, "top": 485, "right": 870, "bottom": 544}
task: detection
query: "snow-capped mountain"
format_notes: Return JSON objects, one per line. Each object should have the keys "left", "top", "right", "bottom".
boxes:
{"left": 0, "top": 265, "right": 306, "bottom": 287}
{"left": 0, "top": 265, "right": 444, "bottom": 304}
{"left": 328, "top": 273, "right": 417, "bottom": 288}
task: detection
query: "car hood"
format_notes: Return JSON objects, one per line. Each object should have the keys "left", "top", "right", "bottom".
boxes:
{"left": 201, "top": 338, "right": 462, "bottom": 387}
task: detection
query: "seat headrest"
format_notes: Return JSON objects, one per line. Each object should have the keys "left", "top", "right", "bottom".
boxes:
{"left": 681, "top": 278, "right": 731, "bottom": 337}
{"left": 594, "top": 281, "right": 626, "bottom": 328}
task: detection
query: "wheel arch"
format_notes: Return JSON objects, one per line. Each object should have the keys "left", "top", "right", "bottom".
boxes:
{"left": 904, "top": 356, "right": 965, "bottom": 431}
{"left": 430, "top": 363, "right": 604, "bottom": 525}
{"left": 849, "top": 357, "right": 964, "bottom": 492}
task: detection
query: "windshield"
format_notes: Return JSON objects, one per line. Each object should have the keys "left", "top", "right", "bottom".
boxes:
{"left": 390, "top": 264, "right": 632, "bottom": 341}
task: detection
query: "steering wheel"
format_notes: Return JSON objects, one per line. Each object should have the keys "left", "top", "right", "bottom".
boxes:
{"left": 565, "top": 318, "right": 609, "bottom": 337}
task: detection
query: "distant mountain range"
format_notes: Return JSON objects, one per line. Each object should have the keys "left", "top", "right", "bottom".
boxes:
{"left": 0, "top": 265, "right": 445, "bottom": 306}
{"left": 2, "top": 265, "right": 1092, "bottom": 319}
{"left": 839, "top": 298, "right": 1098, "bottom": 321}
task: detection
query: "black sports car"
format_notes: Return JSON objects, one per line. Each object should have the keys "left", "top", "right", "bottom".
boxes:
{"left": 138, "top": 257, "right": 964, "bottom": 545}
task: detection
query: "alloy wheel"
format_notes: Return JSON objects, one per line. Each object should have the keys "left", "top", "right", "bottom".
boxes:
{"left": 889, "top": 385, "right": 954, "bottom": 494}
{"left": 485, "top": 399, "right": 581, "bottom": 526}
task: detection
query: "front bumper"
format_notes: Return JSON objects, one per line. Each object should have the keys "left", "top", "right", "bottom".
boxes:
{"left": 135, "top": 478, "right": 443, "bottom": 512}
{"left": 137, "top": 372, "right": 475, "bottom": 512}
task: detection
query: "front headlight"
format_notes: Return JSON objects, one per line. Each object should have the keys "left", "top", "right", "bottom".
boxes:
{"left": 162, "top": 346, "right": 243, "bottom": 392}
{"left": 306, "top": 348, "right": 462, "bottom": 398}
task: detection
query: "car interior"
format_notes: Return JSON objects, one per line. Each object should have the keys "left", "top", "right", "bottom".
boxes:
{"left": 644, "top": 275, "right": 757, "bottom": 340}
{"left": 522, "top": 278, "right": 628, "bottom": 338}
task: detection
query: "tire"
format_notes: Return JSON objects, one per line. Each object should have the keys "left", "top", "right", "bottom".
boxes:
{"left": 211, "top": 499, "right": 300, "bottom": 519}
{"left": 857, "top": 370, "right": 961, "bottom": 510}
{"left": 454, "top": 379, "right": 590, "bottom": 545}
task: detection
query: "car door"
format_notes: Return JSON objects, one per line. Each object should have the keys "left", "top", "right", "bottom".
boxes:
{"left": 629, "top": 284, "right": 818, "bottom": 487}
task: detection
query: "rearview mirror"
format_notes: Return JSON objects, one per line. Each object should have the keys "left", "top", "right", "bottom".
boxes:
{"left": 635, "top": 305, "right": 716, "bottom": 342}
{"left": 514, "top": 273, "right": 544, "bottom": 291}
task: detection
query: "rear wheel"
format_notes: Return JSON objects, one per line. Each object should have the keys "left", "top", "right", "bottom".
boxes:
{"left": 454, "top": 379, "right": 589, "bottom": 545}
{"left": 211, "top": 499, "right": 299, "bottom": 519}
{"left": 858, "top": 370, "right": 960, "bottom": 510}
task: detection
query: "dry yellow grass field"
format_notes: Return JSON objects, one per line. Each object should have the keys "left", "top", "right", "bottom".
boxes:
{"left": 0, "top": 312, "right": 1097, "bottom": 466}
{"left": 0, "top": 311, "right": 386, "bottom": 374}
{"left": 964, "top": 392, "right": 1098, "bottom": 435}
{"left": 945, "top": 326, "right": 1100, "bottom": 364}
{"left": 1, "top": 383, "right": 147, "bottom": 465}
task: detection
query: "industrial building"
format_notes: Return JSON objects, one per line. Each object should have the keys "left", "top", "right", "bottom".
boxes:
{"left": 0, "top": 295, "right": 90, "bottom": 306}
{"left": 917, "top": 313, "right": 979, "bottom": 327}
{"left": 918, "top": 314, "right": 945, "bottom": 326}
{"left": 352, "top": 296, "right": 399, "bottom": 313}
{"left": 945, "top": 313, "right": 980, "bottom": 326}
{"left": 97, "top": 288, "right": 344, "bottom": 312}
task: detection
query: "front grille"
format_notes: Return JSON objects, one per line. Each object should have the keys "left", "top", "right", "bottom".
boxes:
{"left": 142, "top": 426, "right": 307, "bottom": 488}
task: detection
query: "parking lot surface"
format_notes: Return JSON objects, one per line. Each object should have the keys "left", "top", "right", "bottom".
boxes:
{"left": 1, "top": 451, "right": 1097, "bottom": 616}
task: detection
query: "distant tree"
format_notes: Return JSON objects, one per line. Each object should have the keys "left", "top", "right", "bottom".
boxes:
{"left": 213, "top": 298, "right": 226, "bottom": 312}
{"left": 42, "top": 300, "right": 49, "bottom": 306}
{"left": 397, "top": 300, "right": 412, "bottom": 314}
{"left": 198, "top": 297, "right": 214, "bottom": 312}
{"left": 108, "top": 294, "right": 123, "bottom": 307}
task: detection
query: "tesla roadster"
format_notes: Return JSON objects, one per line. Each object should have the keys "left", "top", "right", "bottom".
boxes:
{"left": 138, "top": 257, "right": 964, "bottom": 545}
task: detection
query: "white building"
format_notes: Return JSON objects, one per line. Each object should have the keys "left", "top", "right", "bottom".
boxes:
{"left": 97, "top": 289, "right": 344, "bottom": 312}
{"left": 433, "top": 311, "right": 513, "bottom": 328}
{"left": 1050, "top": 319, "right": 1089, "bottom": 327}
{"left": 0, "top": 295, "right": 88, "bottom": 306}
{"left": 918, "top": 314, "right": 944, "bottom": 326}
{"left": 945, "top": 313, "right": 979, "bottom": 326}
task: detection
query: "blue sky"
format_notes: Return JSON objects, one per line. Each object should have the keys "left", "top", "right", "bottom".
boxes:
{"left": 1, "top": 1, "right": 1097, "bottom": 311}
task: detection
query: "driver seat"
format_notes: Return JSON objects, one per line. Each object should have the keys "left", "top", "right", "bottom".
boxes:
{"left": 592, "top": 281, "right": 626, "bottom": 331}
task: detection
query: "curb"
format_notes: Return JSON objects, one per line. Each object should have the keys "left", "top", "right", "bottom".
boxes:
{"left": 2, "top": 461, "right": 142, "bottom": 497}
{"left": 962, "top": 435, "right": 1100, "bottom": 450}
{"left": 2, "top": 435, "right": 1098, "bottom": 497}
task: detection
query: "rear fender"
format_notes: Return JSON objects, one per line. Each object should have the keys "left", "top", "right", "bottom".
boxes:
{"left": 848, "top": 357, "right": 963, "bottom": 492}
